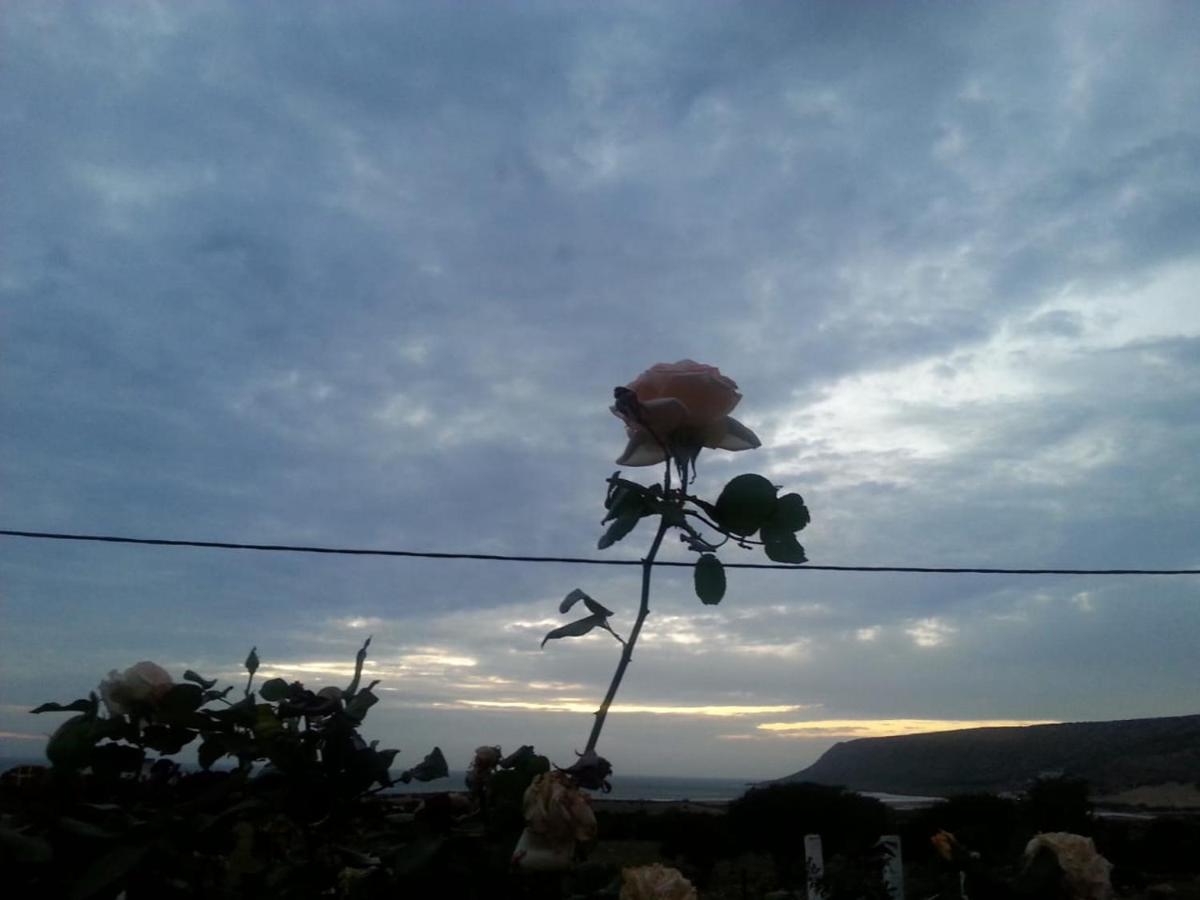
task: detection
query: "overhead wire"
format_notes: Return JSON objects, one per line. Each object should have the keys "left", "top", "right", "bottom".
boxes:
{"left": 2, "top": 529, "right": 1197, "bottom": 575}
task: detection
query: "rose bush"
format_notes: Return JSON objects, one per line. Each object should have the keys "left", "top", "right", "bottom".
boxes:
{"left": 612, "top": 359, "right": 760, "bottom": 467}
{"left": 620, "top": 863, "right": 699, "bottom": 900}
{"left": 98, "top": 660, "right": 174, "bottom": 716}
{"left": 18, "top": 643, "right": 453, "bottom": 898}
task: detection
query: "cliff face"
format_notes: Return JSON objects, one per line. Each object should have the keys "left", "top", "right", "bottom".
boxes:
{"left": 780, "top": 714, "right": 1200, "bottom": 796}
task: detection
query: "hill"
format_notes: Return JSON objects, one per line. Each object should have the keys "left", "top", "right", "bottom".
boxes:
{"left": 779, "top": 714, "right": 1200, "bottom": 796}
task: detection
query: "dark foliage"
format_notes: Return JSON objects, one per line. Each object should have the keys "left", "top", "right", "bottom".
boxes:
{"left": 727, "top": 782, "right": 890, "bottom": 886}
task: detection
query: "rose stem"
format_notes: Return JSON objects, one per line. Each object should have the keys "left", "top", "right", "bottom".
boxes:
{"left": 584, "top": 454, "right": 675, "bottom": 755}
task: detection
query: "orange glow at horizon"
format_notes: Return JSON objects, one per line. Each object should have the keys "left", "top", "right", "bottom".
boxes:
{"left": 457, "top": 699, "right": 806, "bottom": 718}
{"left": 756, "top": 718, "right": 1059, "bottom": 738}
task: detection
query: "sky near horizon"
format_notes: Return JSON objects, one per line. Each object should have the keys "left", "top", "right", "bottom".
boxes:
{"left": 2, "top": 2, "right": 1198, "bottom": 779}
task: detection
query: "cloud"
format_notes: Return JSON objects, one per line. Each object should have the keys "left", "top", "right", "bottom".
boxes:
{"left": 2, "top": 1, "right": 1198, "bottom": 777}
{"left": 457, "top": 701, "right": 806, "bottom": 718}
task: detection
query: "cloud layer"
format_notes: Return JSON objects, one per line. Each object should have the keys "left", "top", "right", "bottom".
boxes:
{"left": 2, "top": 1, "right": 1197, "bottom": 777}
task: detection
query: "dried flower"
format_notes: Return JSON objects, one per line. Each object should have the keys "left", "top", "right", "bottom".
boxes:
{"left": 512, "top": 771, "right": 597, "bottom": 871}
{"left": 1024, "top": 833, "right": 1113, "bottom": 900}
{"left": 620, "top": 863, "right": 698, "bottom": 900}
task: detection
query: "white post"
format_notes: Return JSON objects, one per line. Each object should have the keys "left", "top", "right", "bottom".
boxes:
{"left": 804, "top": 833, "right": 826, "bottom": 900}
{"left": 879, "top": 834, "right": 904, "bottom": 900}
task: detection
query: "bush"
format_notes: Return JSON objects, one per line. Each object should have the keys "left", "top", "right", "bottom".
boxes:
{"left": 727, "top": 782, "right": 890, "bottom": 886}
{"left": 912, "top": 792, "right": 1024, "bottom": 859}
{"left": 1024, "top": 775, "right": 1093, "bottom": 834}
{"left": 1, "top": 642, "right": 451, "bottom": 899}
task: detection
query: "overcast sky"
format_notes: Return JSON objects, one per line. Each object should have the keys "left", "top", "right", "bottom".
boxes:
{"left": 2, "top": 2, "right": 1198, "bottom": 780}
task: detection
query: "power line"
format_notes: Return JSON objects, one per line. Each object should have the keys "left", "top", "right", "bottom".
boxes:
{"left": 1, "top": 528, "right": 1197, "bottom": 575}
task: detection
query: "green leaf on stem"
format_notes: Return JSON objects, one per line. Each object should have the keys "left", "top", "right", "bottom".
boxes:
{"left": 182, "top": 670, "right": 218, "bottom": 690}
{"left": 694, "top": 554, "right": 727, "bottom": 605}
{"left": 344, "top": 687, "right": 379, "bottom": 722}
{"left": 46, "top": 715, "right": 98, "bottom": 770}
{"left": 400, "top": 746, "right": 449, "bottom": 783}
{"left": 761, "top": 523, "right": 808, "bottom": 564}
{"left": 158, "top": 683, "right": 205, "bottom": 716}
{"left": 198, "top": 737, "right": 226, "bottom": 771}
{"left": 598, "top": 511, "right": 640, "bottom": 549}
{"left": 258, "top": 678, "right": 290, "bottom": 702}
{"left": 770, "top": 492, "right": 811, "bottom": 532}
{"left": 541, "top": 613, "right": 608, "bottom": 648}
{"left": 603, "top": 482, "right": 647, "bottom": 523}
{"left": 30, "top": 699, "right": 94, "bottom": 715}
{"left": 141, "top": 724, "right": 198, "bottom": 755}
{"left": 714, "top": 474, "right": 778, "bottom": 535}
{"left": 251, "top": 704, "right": 283, "bottom": 741}
{"left": 559, "top": 588, "right": 613, "bottom": 617}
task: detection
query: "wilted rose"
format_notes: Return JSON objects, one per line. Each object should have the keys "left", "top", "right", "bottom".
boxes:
{"left": 466, "top": 744, "right": 501, "bottom": 793}
{"left": 620, "top": 863, "right": 698, "bottom": 900}
{"left": 511, "top": 771, "right": 597, "bottom": 871}
{"left": 523, "top": 771, "right": 596, "bottom": 844}
{"left": 98, "top": 661, "right": 174, "bottom": 716}
{"left": 474, "top": 745, "right": 501, "bottom": 769}
{"left": 612, "top": 360, "right": 760, "bottom": 467}
{"left": 559, "top": 749, "right": 612, "bottom": 792}
{"left": 931, "top": 830, "right": 962, "bottom": 861}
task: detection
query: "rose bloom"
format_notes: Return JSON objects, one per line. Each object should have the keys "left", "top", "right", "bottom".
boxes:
{"left": 473, "top": 745, "right": 501, "bottom": 770}
{"left": 1024, "top": 833, "right": 1113, "bottom": 900}
{"left": 612, "top": 360, "right": 760, "bottom": 466}
{"left": 466, "top": 744, "right": 501, "bottom": 793}
{"left": 620, "top": 863, "right": 698, "bottom": 900}
{"left": 511, "top": 771, "right": 597, "bottom": 871}
{"left": 522, "top": 771, "right": 596, "bottom": 844}
{"left": 98, "top": 661, "right": 174, "bottom": 716}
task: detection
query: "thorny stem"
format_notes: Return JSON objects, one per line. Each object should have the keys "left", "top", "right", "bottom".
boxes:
{"left": 584, "top": 458, "right": 675, "bottom": 755}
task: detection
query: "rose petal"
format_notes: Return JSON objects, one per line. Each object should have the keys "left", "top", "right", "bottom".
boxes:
{"left": 512, "top": 827, "right": 574, "bottom": 871}
{"left": 627, "top": 361, "right": 741, "bottom": 425}
{"left": 714, "top": 416, "right": 761, "bottom": 451}
{"left": 636, "top": 397, "right": 689, "bottom": 434}
{"left": 616, "top": 431, "right": 669, "bottom": 467}
{"left": 698, "top": 416, "right": 761, "bottom": 452}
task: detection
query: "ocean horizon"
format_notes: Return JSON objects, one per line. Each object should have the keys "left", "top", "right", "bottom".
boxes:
{"left": 0, "top": 757, "right": 941, "bottom": 807}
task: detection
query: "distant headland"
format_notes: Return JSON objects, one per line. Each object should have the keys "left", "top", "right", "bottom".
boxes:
{"left": 778, "top": 713, "right": 1200, "bottom": 799}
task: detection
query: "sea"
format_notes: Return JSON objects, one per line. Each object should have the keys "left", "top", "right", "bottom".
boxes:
{"left": 0, "top": 758, "right": 940, "bottom": 808}
{"left": 390, "top": 771, "right": 943, "bottom": 808}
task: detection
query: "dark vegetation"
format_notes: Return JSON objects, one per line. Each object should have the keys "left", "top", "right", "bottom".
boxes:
{"left": 4, "top": 662, "right": 1198, "bottom": 900}
{"left": 595, "top": 780, "right": 1199, "bottom": 899}
{"left": 4, "top": 760, "right": 1199, "bottom": 898}
{"left": 784, "top": 714, "right": 1200, "bottom": 796}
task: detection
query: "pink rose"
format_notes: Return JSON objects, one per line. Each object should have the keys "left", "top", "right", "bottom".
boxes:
{"left": 98, "top": 661, "right": 174, "bottom": 716}
{"left": 612, "top": 360, "right": 761, "bottom": 466}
